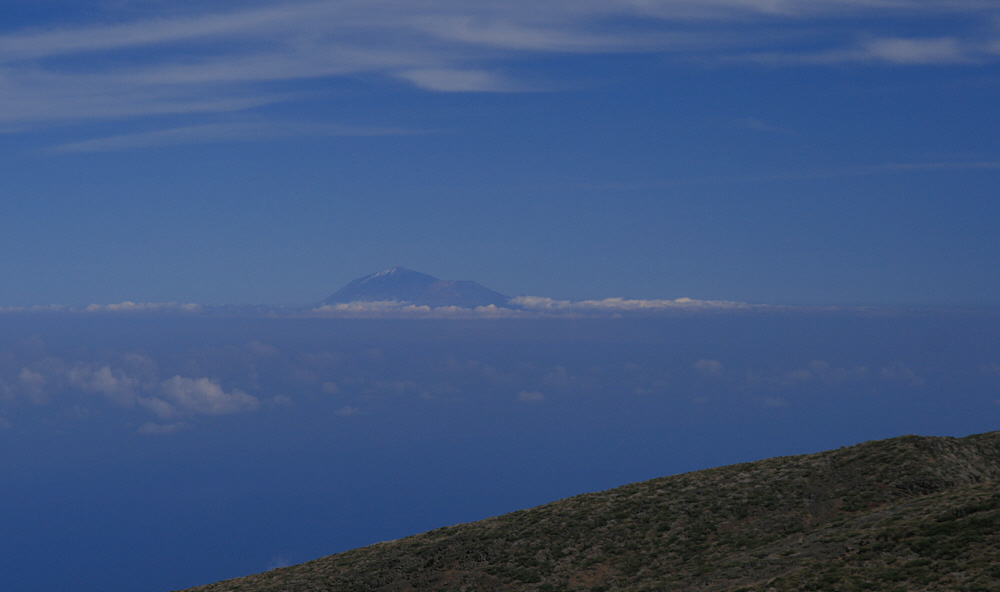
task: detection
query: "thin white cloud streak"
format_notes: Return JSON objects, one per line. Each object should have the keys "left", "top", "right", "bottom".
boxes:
{"left": 559, "top": 158, "right": 1000, "bottom": 193}
{"left": 137, "top": 421, "right": 192, "bottom": 435}
{"left": 49, "top": 121, "right": 425, "bottom": 152}
{"left": 0, "top": 302, "right": 198, "bottom": 313}
{"left": 395, "top": 68, "right": 527, "bottom": 92}
{"left": 84, "top": 301, "right": 202, "bottom": 312}
{"left": 738, "top": 117, "right": 798, "bottom": 135}
{"left": 0, "top": 305, "right": 72, "bottom": 313}
{"left": 746, "top": 35, "right": 989, "bottom": 65}
{"left": 0, "top": 0, "right": 996, "bottom": 130}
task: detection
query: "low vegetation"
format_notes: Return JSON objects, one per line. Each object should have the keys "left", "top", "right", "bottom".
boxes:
{"left": 180, "top": 431, "right": 1000, "bottom": 592}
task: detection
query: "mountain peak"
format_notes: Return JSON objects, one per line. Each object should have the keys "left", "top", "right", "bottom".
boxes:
{"left": 322, "top": 268, "right": 510, "bottom": 309}
{"left": 373, "top": 265, "right": 409, "bottom": 277}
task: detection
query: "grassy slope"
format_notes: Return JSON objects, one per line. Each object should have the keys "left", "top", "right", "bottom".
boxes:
{"left": 180, "top": 431, "right": 1000, "bottom": 592}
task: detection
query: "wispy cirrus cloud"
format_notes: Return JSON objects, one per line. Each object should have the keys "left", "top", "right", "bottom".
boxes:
{"left": 747, "top": 35, "right": 992, "bottom": 65}
{"left": 49, "top": 120, "right": 425, "bottom": 152}
{"left": 0, "top": 0, "right": 996, "bottom": 139}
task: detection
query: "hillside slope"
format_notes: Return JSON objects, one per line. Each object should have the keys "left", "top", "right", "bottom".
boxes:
{"left": 179, "top": 431, "right": 1000, "bottom": 592}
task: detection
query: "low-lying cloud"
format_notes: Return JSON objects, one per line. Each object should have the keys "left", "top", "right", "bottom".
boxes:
{"left": 309, "top": 301, "right": 527, "bottom": 319}
{"left": 157, "top": 376, "right": 260, "bottom": 417}
{"left": 0, "top": 307, "right": 994, "bottom": 437}
{"left": 309, "top": 296, "right": 757, "bottom": 318}
{"left": 510, "top": 296, "right": 753, "bottom": 313}
{"left": 1, "top": 349, "right": 262, "bottom": 431}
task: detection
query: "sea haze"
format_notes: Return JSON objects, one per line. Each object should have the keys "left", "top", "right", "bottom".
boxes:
{"left": 1, "top": 308, "right": 998, "bottom": 592}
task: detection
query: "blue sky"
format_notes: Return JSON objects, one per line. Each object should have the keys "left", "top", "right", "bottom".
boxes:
{"left": 1, "top": 0, "right": 998, "bottom": 307}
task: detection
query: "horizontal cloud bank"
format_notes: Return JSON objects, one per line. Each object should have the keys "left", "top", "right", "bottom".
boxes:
{"left": 511, "top": 295, "right": 752, "bottom": 312}
{"left": 0, "top": 302, "right": 202, "bottom": 314}
{"left": 1, "top": 296, "right": 758, "bottom": 318}
{"left": 4, "top": 297, "right": 966, "bottom": 318}
{"left": 311, "top": 296, "right": 758, "bottom": 317}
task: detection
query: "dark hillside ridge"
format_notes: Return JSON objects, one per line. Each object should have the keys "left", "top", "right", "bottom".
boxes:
{"left": 321, "top": 266, "right": 510, "bottom": 309}
{"left": 179, "top": 431, "right": 1000, "bottom": 592}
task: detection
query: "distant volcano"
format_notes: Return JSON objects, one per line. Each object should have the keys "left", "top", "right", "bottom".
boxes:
{"left": 321, "top": 267, "right": 511, "bottom": 309}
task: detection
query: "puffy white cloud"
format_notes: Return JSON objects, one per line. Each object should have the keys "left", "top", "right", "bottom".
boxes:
{"left": 695, "top": 359, "right": 724, "bottom": 376}
{"left": 158, "top": 375, "right": 260, "bottom": 416}
{"left": 334, "top": 405, "right": 360, "bottom": 416}
{"left": 67, "top": 364, "right": 140, "bottom": 406}
{"left": 879, "top": 363, "right": 925, "bottom": 387}
{"left": 0, "top": 376, "right": 14, "bottom": 404}
{"left": 138, "top": 396, "right": 178, "bottom": 420}
{"left": 245, "top": 340, "right": 281, "bottom": 357}
{"left": 517, "top": 390, "right": 546, "bottom": 402}
{"left": 0, "top": 346, "right": 265, "bottom": 423}
{"left": 543, "top": 366, "right": 592, "bottom": 390}
{"left": 18, "top": 368, "right": 49, "bottom": 405}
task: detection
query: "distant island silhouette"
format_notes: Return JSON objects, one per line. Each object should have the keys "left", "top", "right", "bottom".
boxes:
{"left": 321, "top": 266, "right": 510, "bottom": 309}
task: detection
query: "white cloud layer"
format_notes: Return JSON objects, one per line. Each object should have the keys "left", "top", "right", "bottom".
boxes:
{"left": 510, "top": 295, "right": 753, "bottom": 313}
{"left": 309, "top": 301, "right": 527, "bottom": 318}
{"left": 307, "top": 296, "right": 757, "bottom": 317}
{"left": 0, "top": 0, "right": 995, "bottom": 136}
